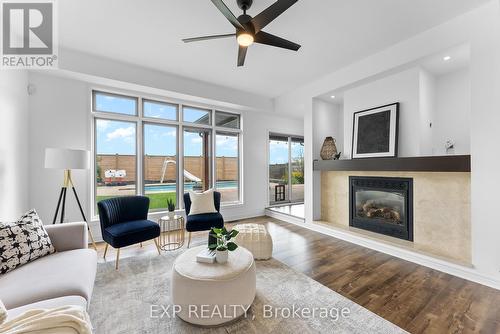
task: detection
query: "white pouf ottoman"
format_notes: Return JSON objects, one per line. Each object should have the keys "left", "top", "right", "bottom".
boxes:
{"left": 234, "top": 224, "right": 273, "bottom": 260}
{"left": 171, "top": 245, "right": 256, "bottom": 327}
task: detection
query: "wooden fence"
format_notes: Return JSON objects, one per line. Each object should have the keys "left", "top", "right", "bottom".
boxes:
{"left": 96, "top": 155, "right": 237, "bottom": 183}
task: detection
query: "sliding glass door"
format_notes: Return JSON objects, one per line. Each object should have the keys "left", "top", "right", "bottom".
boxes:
{"left": 291, "top": 137, "right": 304, "bottom": 202}
{"left": 269, "top": 134, "right": 304, "bottom": 205}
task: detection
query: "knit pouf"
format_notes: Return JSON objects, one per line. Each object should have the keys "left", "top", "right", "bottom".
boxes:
{"left": 234, "top": 224, "right": 273, "bottom": 260}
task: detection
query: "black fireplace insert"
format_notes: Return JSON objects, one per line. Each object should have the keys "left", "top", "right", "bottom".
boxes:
{"left": 349, "top": 176, "right": 413, "bottom": 241}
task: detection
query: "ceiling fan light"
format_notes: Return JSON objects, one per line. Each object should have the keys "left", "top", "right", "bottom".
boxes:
{"left": 237, "top": 33, "right": 254, "bottom": 47}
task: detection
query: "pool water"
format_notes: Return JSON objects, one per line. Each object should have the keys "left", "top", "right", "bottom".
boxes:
{"left": 145, "top": 181, "right": 237, "bottom": 193}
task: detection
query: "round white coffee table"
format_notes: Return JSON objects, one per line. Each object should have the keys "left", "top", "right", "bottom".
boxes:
{"left": 171, "top": 245, "right": 256, "bottom": 327}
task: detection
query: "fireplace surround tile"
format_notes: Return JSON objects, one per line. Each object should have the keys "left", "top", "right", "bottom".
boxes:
{"left": 321, "top": 171, "right": 471, "bottom": 263}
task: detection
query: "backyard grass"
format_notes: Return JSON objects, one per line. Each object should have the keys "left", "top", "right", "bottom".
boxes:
{"left": 96, "top": 192, "right": 177, "bottom": 210}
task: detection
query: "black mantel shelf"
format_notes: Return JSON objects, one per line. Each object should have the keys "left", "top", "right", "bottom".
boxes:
{"left": 313, "top": 155, "right": 470, "bottom": 173}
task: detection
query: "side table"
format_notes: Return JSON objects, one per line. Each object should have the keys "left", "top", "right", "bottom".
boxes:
{"left": 158, "top": 215, "right": 185, "bottom": 251}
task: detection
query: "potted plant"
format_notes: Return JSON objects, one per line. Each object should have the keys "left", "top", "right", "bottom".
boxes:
{"left": 208, "top": 227, "right": 239, "bottom": 264}
{"left": 166, "top": 198, "right": 175, "bottom": 219}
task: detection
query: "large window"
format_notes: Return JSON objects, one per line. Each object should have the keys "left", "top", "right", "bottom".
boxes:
{"left": 92, "top": 90, "right": 241, "bottom": 215}
{"left": 95, "top": 119, "right": 137, "bottom": 204}
{"left": 184, "top": 128, "right": 211, "bottom": 191}
{"left": 216, "top": 132, "right": 239, "bottom": 203}
{"left": 144, "top": 124, "right": 177, "bottom": 210}
{"left": 268, "top": 134, "right": 304, "bottom": 205}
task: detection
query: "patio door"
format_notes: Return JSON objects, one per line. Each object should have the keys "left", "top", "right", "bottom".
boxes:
{"left": 268, "top": 134, "right": 304, "bottom": 205}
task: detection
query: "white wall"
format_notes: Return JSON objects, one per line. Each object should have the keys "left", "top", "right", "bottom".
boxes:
{"left": 419, "top": 69, "right": 436, "bottom": 156}
{"left": 433, "top": 68, "right": 471, "bottom": 155}
{"left": 27, "top": 72, "right": 302, "bottom": 239}
{"left": 28, "top": 73, "right": 90, "bottom": 226}
{"left": 0, "top": 71, "right": 29, "bottom": 221}
{"left": 312, "top": 99, "right": 343, "bottom": 220}
{"left": 343, "top": 68, "right": 421, "bottom": 158}
{"left": 313, "top": 100, "right": 343, "bottom": 160}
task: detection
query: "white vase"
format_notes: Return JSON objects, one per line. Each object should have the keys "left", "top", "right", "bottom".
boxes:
{"left": 216, "top": 249, "right": 228, "bottom": 264}
{"left": 167, "top": 211, "right": 175, "bottom": 219}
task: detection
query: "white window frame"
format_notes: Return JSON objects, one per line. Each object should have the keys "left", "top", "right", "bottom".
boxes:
{"left": 90, "top": 87, "right": 243, "bottom": 219}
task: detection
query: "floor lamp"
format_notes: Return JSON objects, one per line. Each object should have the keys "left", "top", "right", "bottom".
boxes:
{"left": 45, "top": 148, "right": 97, "bottom": 250}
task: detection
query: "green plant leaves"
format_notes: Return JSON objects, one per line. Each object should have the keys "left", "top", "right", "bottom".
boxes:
{"left": 227, "top": 242, "right": 238, "bottom": 251}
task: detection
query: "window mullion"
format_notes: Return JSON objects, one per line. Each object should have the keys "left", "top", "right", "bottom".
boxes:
{"left": 137, "top": 119, "right": 143, "bottom": 196}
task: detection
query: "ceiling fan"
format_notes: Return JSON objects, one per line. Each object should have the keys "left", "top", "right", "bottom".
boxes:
{"left": 182, "top": 0, "right": 301, "bottom": 67}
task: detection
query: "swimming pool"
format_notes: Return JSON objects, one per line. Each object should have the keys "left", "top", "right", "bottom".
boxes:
{"left": 145, "top": 181, "right": 237, "bottom": 193}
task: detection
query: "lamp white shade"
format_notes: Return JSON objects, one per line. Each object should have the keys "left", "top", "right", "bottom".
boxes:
{"left": 45, "top": 148, "right": 90, "bottom": 170}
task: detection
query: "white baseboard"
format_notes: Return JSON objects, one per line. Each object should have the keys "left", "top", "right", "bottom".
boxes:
{"left": 265, "top": 209, "right": 305, "bottom": 225}
{"left": 268, "top": 216, "right": 500, "bottom": 291}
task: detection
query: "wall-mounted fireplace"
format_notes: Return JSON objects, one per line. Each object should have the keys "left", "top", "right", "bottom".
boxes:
{"left": 349, "top": 176, "right": 413, "bottom": 241}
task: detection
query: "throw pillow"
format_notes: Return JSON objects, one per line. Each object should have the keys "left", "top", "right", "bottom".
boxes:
{"left": 189, "top": 189, "right": 217, "bottom": 215}
{"left": 0, "top": 209, "right": 55, "bottom": 275}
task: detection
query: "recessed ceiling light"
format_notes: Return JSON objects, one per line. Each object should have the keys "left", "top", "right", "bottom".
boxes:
{"left": 443, "top": 56, "right": 451, "bottom": 61}
{"left": 330, "top": 95, "right": 336, "bottom": 99}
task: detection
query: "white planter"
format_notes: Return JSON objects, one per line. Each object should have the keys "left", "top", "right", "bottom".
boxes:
{"left": 216, "top": 249, "right": 228, "bottom": 264}
{"left": 167, "top": 211, "right": 175, "bottom": 219}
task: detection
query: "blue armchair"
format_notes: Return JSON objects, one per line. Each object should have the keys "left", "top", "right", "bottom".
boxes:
{"left": 97, "top": 196, "right": 161, "bottom": 269}
{"left": 183, "top": 191, "right": 224, "bottom": 247}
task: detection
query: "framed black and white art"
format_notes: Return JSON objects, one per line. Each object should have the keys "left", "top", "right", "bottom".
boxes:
{"left": 352, "top": 103, "right": 399, "bottom": 159}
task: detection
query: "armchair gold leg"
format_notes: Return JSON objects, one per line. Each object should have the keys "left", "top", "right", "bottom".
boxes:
{"left": 103, "top": 243, "right": 109, "bottom": 259}
{"left": 153, "top": 238, "right": 161, "bottom": 255}
{"left": 115, "top": 248, "right": 120, "bottom": 270}
{"left": 187, "top": 232, "right": 192, "bottom": 248}
{"left": 88, "top": 228, "right": 97, "bottom": 251}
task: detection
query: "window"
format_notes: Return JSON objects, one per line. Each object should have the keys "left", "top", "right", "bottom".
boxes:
{"left": 184, "top": 128, "right": 211, "bottom": 191}
{"left": 290, "top": 137, "right": 304, "bottom": 202}
{"left": 93, "top": 91, "right": 137, "bottom": 115}
{"left": 215, "top": 111, "right": 240, "bottom": 129}
{"left": 143, "top": 100, "right": 177, "bottom": 120}
{"left": 269, "top": 135, "right": 290, "bottom": 204}
{"left": 183, "top": 106, "right": 211, "bottom": 125}
{"left": 216, "top": 132, "right": 239, "bottom": 203}
{"left": 268, "top": 134, "right": 304, "bottom": 205}
{"left": 95, "top": 119, "right": 137, "bottom": 206}
{"left": 92, "top": 90, "right": 242, "bottom": 215}
{"left": 144, "top": 124, "right": 177, "bottom": 210}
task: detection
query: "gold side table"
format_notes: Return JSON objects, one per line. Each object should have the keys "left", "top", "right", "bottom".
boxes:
{"left": 158, "top": 215, "right": 185, "bottom": 251}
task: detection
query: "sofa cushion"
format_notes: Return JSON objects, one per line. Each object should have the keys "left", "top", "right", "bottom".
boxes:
{"left": 0, "top": 249, "right": 97, "bottom": 309}
{"left": 103, "top": 219, "right": 160, "bottom": 248}
{"left": 186, "top": 213, "right": 224, "bottom": 232}
{"left": 6, "top": 296, "right": 87, "bottom": 320}
{"left": 0, "top": 209, "right": 55, "bottom": 274}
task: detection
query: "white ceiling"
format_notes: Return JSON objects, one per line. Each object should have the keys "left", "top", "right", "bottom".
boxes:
{"left": 58, "top": 0, "right": 488, "bottom": 98}
{"left": 316, "top": 43, "right": 471, "bottom": 103}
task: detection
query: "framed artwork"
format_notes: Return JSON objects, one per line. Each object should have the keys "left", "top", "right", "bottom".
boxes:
{"left": 352, "top": 103, "right": 399, "bottom": 159}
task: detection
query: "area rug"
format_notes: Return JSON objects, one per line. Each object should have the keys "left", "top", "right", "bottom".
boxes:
{"left": 89, "top": 250, "right": 406, "bottom": 334}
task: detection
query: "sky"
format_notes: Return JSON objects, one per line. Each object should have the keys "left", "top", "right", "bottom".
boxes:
{"left": 269, "top": 140, "right": 304, "bottom": 165}
{"left": 95, "top": 94, "right": 302, "bottom": 162}
{"left": 95, "top": 94, "right": 237, "bottom": 157}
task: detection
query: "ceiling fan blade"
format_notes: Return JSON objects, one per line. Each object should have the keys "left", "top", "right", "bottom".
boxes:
{"left": 210, "top": 0, "right": 245, "bottom": 30}
{"left": 237, "top": 45, "right": 248, "bottom": 67}
{"left": 251, "top": 0, "right": 298, "bottom": 33}
{"left": 182, "top": 33, "right": 236, "bottom": 43}
{"left": 254, "top": 31, "right": 301, "bottom": 51}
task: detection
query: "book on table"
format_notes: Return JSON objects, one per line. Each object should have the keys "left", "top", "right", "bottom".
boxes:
{"left": 196, "top": 248, "right": 215, "bottom": 263}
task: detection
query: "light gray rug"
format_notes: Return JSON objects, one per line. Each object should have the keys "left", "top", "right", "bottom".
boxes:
{"left": 89, "top": 250, "right": 406, "bottom": 334}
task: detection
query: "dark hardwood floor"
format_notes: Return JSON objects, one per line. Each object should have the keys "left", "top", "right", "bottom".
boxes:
{"left": 95, "top": 216, "right": 500, "bottom": 334}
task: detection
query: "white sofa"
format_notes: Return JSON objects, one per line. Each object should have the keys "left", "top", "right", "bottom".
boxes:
{"left": 0, "top": 222, "right": 97, "bottom": 320}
